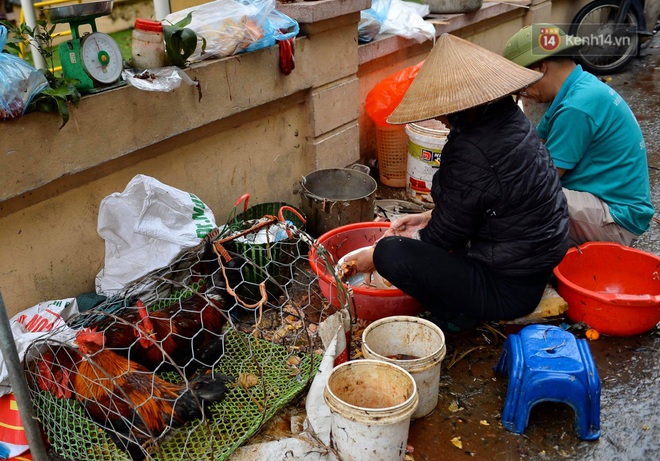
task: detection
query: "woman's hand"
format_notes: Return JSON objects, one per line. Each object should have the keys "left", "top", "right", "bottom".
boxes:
{"left": 384, "top": 210, "right": 432, "bottom": 238}
{"left": 338, "top": 246, "right": 375, "bottom": 282}
{"left": 351, "top": 246, "right": 376, "bottom": 274}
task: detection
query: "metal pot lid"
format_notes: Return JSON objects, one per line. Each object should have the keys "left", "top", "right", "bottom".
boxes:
{"left": 44, "top": 0, "right": 113, "bottom": 24}
{"left": 375, "top": 199, "right": 426, "bottom": 221}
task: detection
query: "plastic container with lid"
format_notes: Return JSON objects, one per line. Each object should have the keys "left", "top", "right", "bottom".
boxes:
{"left": 131, "top": 18, "right": 166, "bottom": 69}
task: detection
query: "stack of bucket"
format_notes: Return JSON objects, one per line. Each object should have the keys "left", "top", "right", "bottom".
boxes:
{"left": 324, "top": 316, "right": 446, "bottom": 461}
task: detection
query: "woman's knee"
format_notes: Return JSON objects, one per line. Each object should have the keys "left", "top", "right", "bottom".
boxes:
{"left": 374, "top": 237, "right": 411, "bottom": 264}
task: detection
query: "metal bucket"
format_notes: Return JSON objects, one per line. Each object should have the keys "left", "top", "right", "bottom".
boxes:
{"left": 300, "top": 168, "right": 377, "bottom": 237}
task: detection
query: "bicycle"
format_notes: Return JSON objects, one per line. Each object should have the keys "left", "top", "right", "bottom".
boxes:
{"left": 569, "top": 0, "right": 660, "bottom": 74}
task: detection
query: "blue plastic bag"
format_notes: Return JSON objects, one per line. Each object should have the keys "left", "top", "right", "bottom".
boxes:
{"left": 243, "top": 3, "right": 299, "bottom": 53}
{"left": 0, "top": 26, "right": 48, "bottom": 121}
{"left": 359, "top": 0, "right": 391, "bottom": 43}
{"left": 164, "top": 0, "right": 299, "bottom": 61}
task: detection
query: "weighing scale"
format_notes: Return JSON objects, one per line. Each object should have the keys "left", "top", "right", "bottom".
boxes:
{"left": 44, "top": 1, "right": 125, "bottom": 93}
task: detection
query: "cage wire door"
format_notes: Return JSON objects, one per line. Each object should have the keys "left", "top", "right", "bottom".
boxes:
{"left": 24, "top": 216, "right": 348, "bottom": 461}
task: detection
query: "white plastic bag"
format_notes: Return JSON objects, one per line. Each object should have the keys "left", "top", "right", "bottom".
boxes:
{"left": 95, "top": 174, "right": 217, "bottom": 296}
{"left": 382, "top": 0, "right": 435, "bottom": 44}
{"left": 0, "top": 298, "right": 79, "bottom": 398}
{"left": 122, "top": 67, "right": 200, "bottom": 92}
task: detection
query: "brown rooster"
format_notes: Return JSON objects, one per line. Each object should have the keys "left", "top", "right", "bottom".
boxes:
{"left": 35, "top": 329, "right": 233, "bottom": 460}
{"left": 131, "top": 291, "right": 228, "bottom": 377}
{"left": 86, "top": 303, "right": 155, "bottom": 353}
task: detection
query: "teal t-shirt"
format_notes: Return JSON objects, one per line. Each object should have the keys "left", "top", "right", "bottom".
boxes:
{"left": 537, "top": 65, "right": 654, "bottom": 235}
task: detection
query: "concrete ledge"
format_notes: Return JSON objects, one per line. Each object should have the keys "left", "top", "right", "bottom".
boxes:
{"left": 278, "top": 0, "right": 371, "bottom": 24}
{"left": 358, "top": 0, "right": 531, "bottom": 65}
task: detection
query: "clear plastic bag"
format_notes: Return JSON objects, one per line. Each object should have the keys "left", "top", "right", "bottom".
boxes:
{"left": 122, "top": 67, "right": 199, "bottom": 92}
{"left": 164, "top": 0, "right": 299, "bottom": 62}
{"left": 359, "top": 0, "right": 391, "bottom": 43}
{"left": 0, "top": 26, "right": 48, "bottom": 121}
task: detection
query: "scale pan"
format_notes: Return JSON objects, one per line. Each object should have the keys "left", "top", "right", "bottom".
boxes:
{"left": 44, "top": 0, "right": 113, "bottom": 24}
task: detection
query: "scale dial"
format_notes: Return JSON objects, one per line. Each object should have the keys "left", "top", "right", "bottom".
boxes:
{"left": 80, "top": 32, "right": 123, "bottom": 84}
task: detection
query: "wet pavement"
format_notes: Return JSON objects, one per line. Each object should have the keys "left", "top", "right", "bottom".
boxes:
{"left": 46, "top": 35, "right": 659, "bottom": 461}
{"left": 399, "top": 35, "right": 660, "bottom": 461}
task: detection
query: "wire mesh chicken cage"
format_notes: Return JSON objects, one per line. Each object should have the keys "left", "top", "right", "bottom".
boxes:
{"left": 23, "top": 213, "right": 350, "bottom": 461}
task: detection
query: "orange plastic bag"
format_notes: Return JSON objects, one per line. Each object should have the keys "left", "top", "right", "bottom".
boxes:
{"left": 364, "top": 61, "right": 424, "bottom": 127}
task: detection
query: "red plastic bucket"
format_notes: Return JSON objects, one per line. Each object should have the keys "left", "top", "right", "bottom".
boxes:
{"left": 308, "top": 222, "right": 423, "bottom": 321}
{"left": 553, "top": 242, "right": 660, "bottom": 336}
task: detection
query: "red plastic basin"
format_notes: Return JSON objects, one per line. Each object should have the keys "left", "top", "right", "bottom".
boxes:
{"left": 308, "top": 222, "right": 423, "bottom": 321}
{"left": 553, "top": 242, "right": 660, "bottom": 336}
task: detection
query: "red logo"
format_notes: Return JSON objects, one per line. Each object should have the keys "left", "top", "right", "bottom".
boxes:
{"left": 538, "top": 27, "right": 561, "bottom": 52}
{"left": 421, "top": 149, "right": 433, "bottom": 161}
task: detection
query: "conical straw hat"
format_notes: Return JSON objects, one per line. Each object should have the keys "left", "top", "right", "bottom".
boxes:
{"left": 387, "top": 34, "right": 543, "bottom": 124}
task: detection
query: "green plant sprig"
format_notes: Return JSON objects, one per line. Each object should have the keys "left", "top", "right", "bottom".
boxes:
{"left": 163, "top": 12, "right": 206, "bottom": 68}
{"left": 1, "top": 19, "right": 81, "bottom": 128}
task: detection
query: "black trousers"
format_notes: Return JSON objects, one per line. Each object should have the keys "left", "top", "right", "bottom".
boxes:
{"left": 373, "top": 237, "right": 552, "bottom": 322}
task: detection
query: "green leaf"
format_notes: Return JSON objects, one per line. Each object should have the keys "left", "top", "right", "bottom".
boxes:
{"left": 174, "top": 12, "right": 194, "bottom": 29}
{"left": 163, "top": 12, "right": 200, "bottom": 68}
{"left": 55, "top": 98, "right": 70, "bottom": 129}
{"left": 179, "top": 28, "right": 198, "bottom": 59}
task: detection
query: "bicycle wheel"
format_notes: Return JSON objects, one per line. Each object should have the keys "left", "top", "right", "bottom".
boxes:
{"left": 569, "top": 0, "right": 639, "bottom": 75}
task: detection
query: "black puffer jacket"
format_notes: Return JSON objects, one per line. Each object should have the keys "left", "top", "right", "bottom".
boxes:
{"left": 419, "top": 96, "right": 569, "bottom": 276}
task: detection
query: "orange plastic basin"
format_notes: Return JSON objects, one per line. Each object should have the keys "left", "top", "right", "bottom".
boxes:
{"left": 553, "top": 242, "right": 660, "bottom": 336}
{"left": 308, "top": 222, "right": 423, "bottom": 321}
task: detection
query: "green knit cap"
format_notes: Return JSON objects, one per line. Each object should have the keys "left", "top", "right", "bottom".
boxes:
{"left": 503, "top": 23, "right": 582, "bottom": 68}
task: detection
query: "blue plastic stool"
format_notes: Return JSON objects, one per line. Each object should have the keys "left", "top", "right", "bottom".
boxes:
{"left": 494, "top": 325, "right": 601, "bottom": 440}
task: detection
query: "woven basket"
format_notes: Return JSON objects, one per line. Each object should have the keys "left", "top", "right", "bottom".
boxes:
{"left": 376, "top": 124, "right": 408, "bottom": 188}
{"left": 220, "top": 201, "right": 307, "bottom": 301}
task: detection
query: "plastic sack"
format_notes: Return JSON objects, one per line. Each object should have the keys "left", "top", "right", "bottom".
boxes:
{"left": 0, "top": 26, "right": 48, "bottom": 121}
{"left": 95, "top": 174, "right": 217, "bottom": 296}
{"left": 122, "top": 66, "right": 199, "bottom": 92}
{"left": 164, "top": 0, "right": 299, "bottom": 62}
{"left": 359, "top": 0, "right": 391, "bottom": 43}
{"left": 381, "top": 0, "right": 435, "bottom": 44}
{"left": 0, "top": 298, "right": 79, "bottom": 398}
{"left": 365, "top": 61, "right": 424, "bottom": 127}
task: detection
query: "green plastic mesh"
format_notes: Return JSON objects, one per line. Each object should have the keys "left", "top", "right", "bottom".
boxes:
{"left": 25, "top": 215, "right": 345, "bottom": 461}
{"left": 32, "top": 391, "right": 131, "bottom": 460}
{"left": 31, "top": 329, "right": 321, "bottom": 461}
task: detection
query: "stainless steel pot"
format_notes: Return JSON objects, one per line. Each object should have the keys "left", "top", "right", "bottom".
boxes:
{"left": 422, "top": 0, "right": 483, "bottom": 14}
{"left": 300, "top": 168, "right": 377, "bottom": 238}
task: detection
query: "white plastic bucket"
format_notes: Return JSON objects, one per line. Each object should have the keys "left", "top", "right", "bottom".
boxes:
{"left": 362, "top": 315, "right": 446, "bottom": 419}
{"left": 324, "top": 359, "right": 418, "bottom": 461}
{"left": 405, "top": 121, "right": 449, "bottom": 208}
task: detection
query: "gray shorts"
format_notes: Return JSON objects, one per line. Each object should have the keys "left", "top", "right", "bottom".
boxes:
{"left": 563, "top": 188, "right": 638, "bottom": 246}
